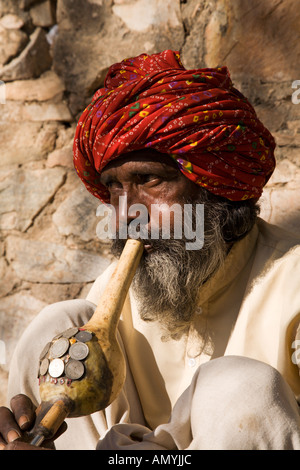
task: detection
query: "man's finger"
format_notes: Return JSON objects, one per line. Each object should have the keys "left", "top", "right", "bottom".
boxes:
{"left": 0, "top": 435, "right": 7, "bottom": 450}
{"left": 0, "top": 407, "right": 21, "bottom": 443}
{"left": 10, "top": 394, "right": 36, "bottom": 431}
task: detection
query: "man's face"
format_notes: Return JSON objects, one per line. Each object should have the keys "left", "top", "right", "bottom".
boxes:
{"left": 100, "top": 149, "right": 226, "bottom": 339}
{"left": 100, "top": 149, "right": 201, "bottom": 246}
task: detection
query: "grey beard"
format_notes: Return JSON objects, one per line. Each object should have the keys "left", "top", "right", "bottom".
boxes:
{"left": 110, "top": 202, "right": 228, "bottom": 340}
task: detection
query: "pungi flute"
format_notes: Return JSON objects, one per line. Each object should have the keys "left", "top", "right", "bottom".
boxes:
{"left": 28, "top": 238, "right": 144, "bottom": 447}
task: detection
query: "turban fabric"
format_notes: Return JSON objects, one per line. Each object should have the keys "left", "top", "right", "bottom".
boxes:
{"left": 73, "top": 50, "right": 276, "bottom": 202}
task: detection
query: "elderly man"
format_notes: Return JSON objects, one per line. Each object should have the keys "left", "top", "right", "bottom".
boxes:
{"left": 1, "top": 50, "right": 300, "bottom": 451}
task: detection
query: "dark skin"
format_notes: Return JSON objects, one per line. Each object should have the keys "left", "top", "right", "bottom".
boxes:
{"left": 100, "top": 150, "right": 201, "bottom": 246}
{"left": 0, "top": 150, "right": 202, "bottom": 450}
{"left": 0, "top": 394, "right": 67, "bottom": 450}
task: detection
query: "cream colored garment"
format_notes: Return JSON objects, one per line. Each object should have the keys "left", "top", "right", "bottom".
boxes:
{"left": 97, "top": 356, "right": 300, "bottom": 450}
{"left": 7, "top": 218, "right": 300, "bottom": 450}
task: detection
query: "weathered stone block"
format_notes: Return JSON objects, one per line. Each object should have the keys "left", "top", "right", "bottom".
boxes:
{"left": 5, "top": 236, "right": 111, "bottom": 283}
{"left": 52, "top": 183, "right": 100, "bottom": 241}
{"left": 203, "top": 0, "right": 300, "bottom": 82}
{"left": 112, "top": 0, "right": 182, "bottom": 32}
{"left": 46, "top": 146, "right": 74, "bottom": 168}
{"left": 1, "top": 100, "right": 72, "bottom": 123}
{"left": 20, "top": 0, "right": 41, "bottom": 9}
{"left": 23, "top": 102, "right": 73, "bottom": 122}
{"left": 0, "top": 25, "right": 28, "bottom": 66}
{"left": 0, "top": 27, "right": 52, "bottom": 81}
{"left": 0, "top": 167, "right": 66, "bottom": 231}
{"left": 0, "top": 121, "right": 58, "bottom": 166}
{"left": 53, "top": 0, "right": 184, "bottom": 114}
{"left": 0, "top": 14, "right": 25, "bottom": 29}
{"left": 5, "top": 71, "right": 65, "bottom": 102}
{"left": 30, "top": 0, "right": 56, "bottom": 27}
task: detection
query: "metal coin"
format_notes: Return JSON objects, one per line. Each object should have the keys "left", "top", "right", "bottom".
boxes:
{"left": 75, "top": 330, "right": 93, "bottom": 343}
{"left": 39, "top": 358, "right": 49, "bottom": 376}
{"left": 69, "top": 342, "right": 89, "bottom": 361}
{"left": 62, "top": 327, "right": 79, "bottom": 339}
{"left": 39, "top": 342, "right": 51, "bottom": 360}
{"left": 52, "top": 333, "right": 63, "bottom": 341}
{"left": 65, "top": 360, "right": 85, "bottom": 380}
{"left": 48, "top": 358, "right": 65, "bottom": 378}
{"left": 49, "top": 337, "right": 69, "bottom": 358}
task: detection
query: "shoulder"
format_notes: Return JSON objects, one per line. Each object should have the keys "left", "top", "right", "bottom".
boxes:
{"left": 86, "top": 260, "right": 118, "bottom": 305}
{"left": 24, "top": 299, "right": 97, "bottom": 340}
{"left": 7, "top": 299, "right": 97, "bottom": 404}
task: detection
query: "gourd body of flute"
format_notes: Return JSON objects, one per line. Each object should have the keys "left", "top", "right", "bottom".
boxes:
{"left": 39, "top": 329, "right": 123, "bottom": 417}
{"left": 36, "top": 239, "right": 143, "bottom": 419}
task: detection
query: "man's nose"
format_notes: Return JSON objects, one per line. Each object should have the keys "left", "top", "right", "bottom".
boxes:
{"left": 118, "top": 192, "right": 130, "bottom": 226}
{"left": 115, "top": 191, "right": 150, "bottom": 230}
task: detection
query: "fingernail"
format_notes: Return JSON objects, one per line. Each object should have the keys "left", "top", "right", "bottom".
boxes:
{"left": 18, "top": 415, "right": 29, "bottom": 430}
{"left": 7, "top": 430, "right": 21, "bottom": 442}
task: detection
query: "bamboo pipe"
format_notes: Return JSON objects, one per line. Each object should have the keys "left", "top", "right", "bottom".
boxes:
{"left": 29, "top": 238, "right": 144, "bottom": 447}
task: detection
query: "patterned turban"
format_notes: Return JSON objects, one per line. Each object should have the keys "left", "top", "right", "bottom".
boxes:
{"left": 73, "top": 49, "right": 276, "bottom": 202}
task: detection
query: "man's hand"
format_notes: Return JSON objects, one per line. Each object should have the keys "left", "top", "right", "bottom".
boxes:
{"left": 0, "top": 394, "right": 66, "bottom": 450}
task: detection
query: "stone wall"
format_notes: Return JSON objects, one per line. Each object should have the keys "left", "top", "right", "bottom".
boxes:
{"left": 0, "top": 0, "right": 299, "bottom": 404}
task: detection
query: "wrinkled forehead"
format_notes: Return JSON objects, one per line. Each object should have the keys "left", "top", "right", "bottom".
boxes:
{"left": 101, "top": 149, "right": 180, "bottom": 173}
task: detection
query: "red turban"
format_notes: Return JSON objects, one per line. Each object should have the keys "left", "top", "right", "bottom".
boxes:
{"left": 73, "top": 50, "right": 276, "bottom": 202}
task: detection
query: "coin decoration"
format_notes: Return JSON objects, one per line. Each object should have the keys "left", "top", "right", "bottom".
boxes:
{"left": 49, "top": 358, "right": 65, "bottom": 378}
{"left": 39, "top": 358, "right": 49, "bottom": 376}
{"left": 62, "top": 327, "right": 79, "bottom": 339}
{"left": 50, "top": 338, "right": 69, "bottom": 358}
{"left": 75, "top": 330, "right": 93, "bottom": 343}
{"left": 69, "top": 342, "right": 89, "bottom": 361}
{"left": 38, "top": 328, "right": 94, "bottom": 386}
{"left": 65, "top": 360, "right": 85, "bottom": 380}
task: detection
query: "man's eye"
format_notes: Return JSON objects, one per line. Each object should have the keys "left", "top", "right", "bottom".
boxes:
{"left": 105, "top": 181, "right": 122, "bottom": 190}
{"left": 136, "top": 174, "right": 161, "bottom": 185}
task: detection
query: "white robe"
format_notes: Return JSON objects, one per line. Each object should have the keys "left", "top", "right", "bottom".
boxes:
{"left": 7, "top": 218, "right": 300, "bottom": 449}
